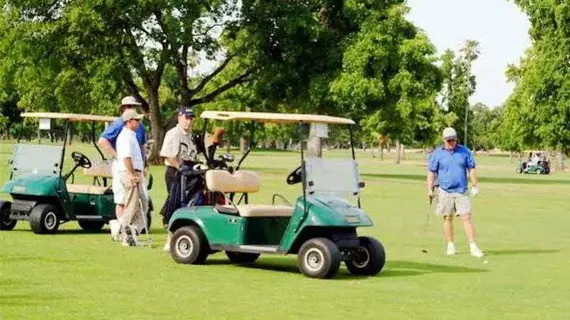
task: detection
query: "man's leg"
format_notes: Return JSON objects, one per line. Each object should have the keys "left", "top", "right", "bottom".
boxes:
{"left": 118, "top": 173, "right": 140, "bottom": 246}
{"left": 163, "top": 166, "right": 177, "bottom": 252}
{"left": 443, "top": 215, "right": 454, "bottom": 243}
{"left": 460, "top": 214, "right": 476, "bottom": 243}
{"left": 436, "top": 189, "right": 456, "bottom": 255}
{"left": 457, "top": 194, "right": 484, "bottom": 257}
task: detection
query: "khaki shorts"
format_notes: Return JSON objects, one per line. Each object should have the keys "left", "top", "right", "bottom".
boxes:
{"left": 434, "top": 188, "right": 472, "bottom": 216}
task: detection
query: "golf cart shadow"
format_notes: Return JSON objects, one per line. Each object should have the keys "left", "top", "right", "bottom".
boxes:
{"left": 484, "top": 249, "right": 559, "bottom": 256}
{"left": 10, "top": 228, "right": 108, "bottom": 235}
{"left": 381, "top": 260, "right": 489, "bottom": 278}
{"left": 207, "top": 256, "right": 374, "bottom": 280}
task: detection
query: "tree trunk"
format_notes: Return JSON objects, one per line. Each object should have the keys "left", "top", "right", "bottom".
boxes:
{"left": 509, "top": 151, "right": 513, "bottom": 163}
{"left": 146, "top": 86, "right": 165, "bottom": 165}
{"left": 240, "top": 137, "right": 249, "bottom": 154}
{"left": 307, "top": 123, "right": 322, "bottom": 158}
{"left": 394, "top": 140, "right": 401, "bottom": 164}
{"left": 556, "top": 151, "right": 565, "bottom": 171}
{"left": 400, "top": 143, "right": 405, "bottom": 160}
{"left": 377, "top": 136, "right": 384, "bottom": 160}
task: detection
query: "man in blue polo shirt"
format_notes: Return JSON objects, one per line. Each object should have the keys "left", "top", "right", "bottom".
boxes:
{"left": 427, "top": 127, "right": 484, "bottom": 258}
{"left": 98, "top": 96, "right": 148, "bottom": 240}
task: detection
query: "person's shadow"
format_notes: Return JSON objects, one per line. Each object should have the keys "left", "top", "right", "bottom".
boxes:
{"left": 484, "top": 249, "right": 559, "bottom": 256}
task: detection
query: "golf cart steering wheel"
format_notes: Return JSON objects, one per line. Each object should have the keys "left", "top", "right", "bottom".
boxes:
{"left": 71, "top": 152, "right": 92, "bottom": 169}
{"left": 286, "top": 166, "right": 303, "bottom": 185}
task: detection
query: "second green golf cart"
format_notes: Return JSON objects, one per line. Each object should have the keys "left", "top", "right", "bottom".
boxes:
{"left": 168, "top": 111, "right": 385, "bottom": 279}
{"left": 0, "top": 112, "right": 153, "bottom": 234}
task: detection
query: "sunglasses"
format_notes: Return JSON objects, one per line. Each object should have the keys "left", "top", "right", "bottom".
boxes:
{"left": 445, "top": 139, "right": 457, "bottom": 143}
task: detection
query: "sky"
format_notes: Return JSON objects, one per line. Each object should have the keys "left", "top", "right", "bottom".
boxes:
{"left": 406, "top": 0, "right": 531, "bottom": 107}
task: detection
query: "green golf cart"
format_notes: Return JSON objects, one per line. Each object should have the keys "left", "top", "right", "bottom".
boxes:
{"left": 0, "top": 112, "right": 153, "bottom": 234}
{"left": 168, "top": 111, "right": 385, "bottom": 279}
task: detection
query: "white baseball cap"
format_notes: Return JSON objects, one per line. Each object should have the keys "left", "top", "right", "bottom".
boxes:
{"left": 442, "top": 127, "right": 457, "bottom": 140}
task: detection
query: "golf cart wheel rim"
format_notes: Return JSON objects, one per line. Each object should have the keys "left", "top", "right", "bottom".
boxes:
{"left": 45, "top": 212, "right": 57, "bottom": 230}
{"left": 353, "top": 247, "right": 371, "bottom": 268}
{"left": 304, "top": 248, "right": 325, "bottom": 272}
{"left": 175, "top": 235, "right": 194, "bottom": 258}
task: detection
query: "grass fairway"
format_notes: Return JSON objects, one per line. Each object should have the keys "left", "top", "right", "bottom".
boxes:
{"left": 1, "top": 142, "right": 569, "bottom": 319}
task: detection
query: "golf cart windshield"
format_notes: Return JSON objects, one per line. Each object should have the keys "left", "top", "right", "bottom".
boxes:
{"left": 11, "top": 144, "right": 63, "bottom": 177}
{"left": 304, "top": 158, "right": 361, "bottom": 198}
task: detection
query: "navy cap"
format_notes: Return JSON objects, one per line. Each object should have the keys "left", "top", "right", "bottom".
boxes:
{"left": 178, "top": 106, "right": 195, "bottom": 118}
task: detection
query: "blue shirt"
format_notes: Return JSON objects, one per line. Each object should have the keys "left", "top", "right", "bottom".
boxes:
{"left": 100, "top": 117, "right": 147, "bottom": 149}
{"left": 428, "top": 144, "right": 475, "bottom": 194}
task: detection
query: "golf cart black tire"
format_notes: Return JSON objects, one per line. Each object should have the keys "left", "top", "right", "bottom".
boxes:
{"left": 78, "top": 220, "right": 105, "bottom": 232}
{"left": 345, "top": 236, "right": 386, "bottom": 276}
{"left": 0, "top": 202, "right": 17, "bottom": 231}
{"left": 171, "top": 226, "right": 209, "bottom": 265}
{"left": 297, "top": 238, "right": 341, "bottom": 279}
{"left": 29, "top": 204, "right": 60, "bottom": 234}
{"left": 225, "top": 251, "right": 260, "bottom": 264}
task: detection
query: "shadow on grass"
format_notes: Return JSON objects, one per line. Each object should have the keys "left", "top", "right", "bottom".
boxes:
{"left": 206, "top": 256, "right": 368, "bottom": 280}
{"left": 0, "top": 294, "right": 62, "bottom": 306}
{"left": 206, "top": 256, "right": 485, "bottom": 280}
{"left": 361, "top": 173, "right": 570, "bottom": 185}
{"left": 0, "top": 254, "right": 78, "bottom": 264}
{"left": 381, "top": 260, "right": 489, "bottom": 278}
{"left": 485, "top": 249, "right": 559, "bottom": 256}
{"left": 8, "top": 228, "right": 167, "bottom": 236}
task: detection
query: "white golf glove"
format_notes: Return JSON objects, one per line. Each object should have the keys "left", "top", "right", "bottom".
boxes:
{"left": 193, "top": 163, "right": 209, "bottom": 170}
{"left": 470, "top": 186, "right": 479, "bottom": 197}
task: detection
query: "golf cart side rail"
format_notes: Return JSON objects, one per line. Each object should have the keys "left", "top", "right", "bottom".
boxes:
{"left": 21, "top": 112, "right": 116, "bottom": 123}
{"left": 200, "top": 111, "right": 355, "bottom": 125}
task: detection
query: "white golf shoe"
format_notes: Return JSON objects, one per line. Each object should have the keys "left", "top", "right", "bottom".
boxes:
{"left": 109, "top": 220, "right": 120, "bottom": 241}
{"left": 470, "top": 244, "right": 484, "bottom": 258}
{"left": 446, "top": 243, "right": 457, "bottom": 256}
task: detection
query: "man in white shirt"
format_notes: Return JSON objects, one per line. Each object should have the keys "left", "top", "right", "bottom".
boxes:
{"left": 116, "top": 109, "right": 145, "bottom": 246}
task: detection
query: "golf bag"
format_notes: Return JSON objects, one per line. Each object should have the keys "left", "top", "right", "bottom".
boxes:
{"left": 159, "top": 163, "right": 206, "bottom": 226}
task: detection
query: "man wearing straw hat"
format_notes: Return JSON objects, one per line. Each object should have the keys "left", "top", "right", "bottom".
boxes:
{"left": 98, "top": 96, "right": 149, "bottom": 240}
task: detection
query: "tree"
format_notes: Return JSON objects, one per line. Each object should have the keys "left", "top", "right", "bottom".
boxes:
{"left": 440, "top": 40, "right": 480, "bottom": 147}
{"left": 504, "top": 1, "right": 570, "bottom": 169}
{"left": 329, "top": 3, "right": 442, "bottom": 164}
{"left": 469, "top": 103, "right": 501, "bottom": 151}
{"left": 0, "top": 0, "right": 352, "bottom": 161}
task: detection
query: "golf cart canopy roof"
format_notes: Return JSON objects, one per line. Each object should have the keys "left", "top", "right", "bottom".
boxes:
{"left": 21, "top": 112, "right": 117, "bottom": 123}
{"left": 200, "top": 111, "right": 355, "bottom": 125}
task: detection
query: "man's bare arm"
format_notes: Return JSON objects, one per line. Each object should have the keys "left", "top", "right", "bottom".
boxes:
{"left": 98, "top": 138, "right": 117, "bottom": 159}
{"left": 469, "top": 168, "right": 478, "bottom": 186}
{"left": 427, "top": 171, "right": 436, "bottom": 191}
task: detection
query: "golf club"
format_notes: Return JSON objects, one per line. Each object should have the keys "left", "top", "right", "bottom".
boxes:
{"left": 421, "top": 186, "right": 436, "bottom": 253}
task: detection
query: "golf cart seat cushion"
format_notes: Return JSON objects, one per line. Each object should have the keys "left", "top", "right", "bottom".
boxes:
{"left": 215, "top": 204, "right": 294, "bottom": 217}
{"left": 66, "top": 184, "right": 110, "bottom": 195}
{"left": 206, "top": 170, "right": 260, "bottom": 193}
{"left": 83, "top": 161, "right": 113, "bottom": 178}
{"left": 236, "top": 204, "right": 294, "bottom": 217}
